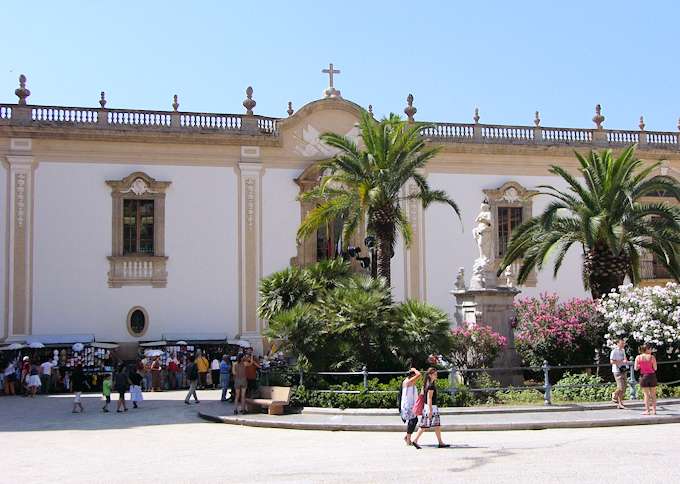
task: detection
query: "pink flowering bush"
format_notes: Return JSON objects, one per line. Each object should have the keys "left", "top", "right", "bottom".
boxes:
{"left": 513, "top": 294, "right": 606, "bottom": 367}
{"left": 449, "top": 325, "right": 507, "bottom": 375}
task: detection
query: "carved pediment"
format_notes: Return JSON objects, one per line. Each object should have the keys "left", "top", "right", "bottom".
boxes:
{"left": 106, "top": 171, "right": 171, "bottom": 196}
{"left": 483, "top": 181, "right": 538, "bottom": 205}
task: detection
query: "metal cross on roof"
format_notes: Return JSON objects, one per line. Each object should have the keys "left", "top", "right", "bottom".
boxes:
{"left": 322, "top": 63, "right": 340, "bottom": 88}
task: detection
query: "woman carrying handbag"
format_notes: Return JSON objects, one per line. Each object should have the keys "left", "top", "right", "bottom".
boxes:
{"left": 399, "top": 368, "right": 421, "bottom": 446}
{"left": 411, "top": 368, "right": 450, "bottom": 449}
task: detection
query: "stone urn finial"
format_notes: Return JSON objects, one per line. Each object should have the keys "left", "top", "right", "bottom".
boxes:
{"left": 15, "top": 74, "right": 30, "bottom": 105}
{"left": 404, "top": 94, "right": 416, "bottom": 122}
{"left": 592, "top": 104, "right": 605, "bottom": 130}
{"left": 99, "top": 91, "right": 107, "bottom": 108}
{"left": 287, "top": 101, "right": 294, "bottom": 116}
{"left": 243, "top": 86, "right": 256, "bottom": 115}
{"left": 677, "top": 117, "right": 680, "bottom": 132}
{"left": 639, "top": 115, "right": 645, "bottom": 131}
{"left": 534, "top": 110, "right": 541, "bottom": 127}
{"left": 172, "top": 94, "right": 179, "bottom": 112}
{"left": 473, "top": 107, "right": 480, "bottom": 124}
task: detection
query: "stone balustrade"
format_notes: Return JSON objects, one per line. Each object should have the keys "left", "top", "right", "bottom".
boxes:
{"left": 1, "top": 85, "right": 679, "bottom": 149}
{"left": 107, "top": 255, "right": 168, "bottom": 288}
{"left": 0, "top": 103, "right": 277, "bottom": 136}
{"left": 424, "top": 121, "right": 679, "bottom": 149}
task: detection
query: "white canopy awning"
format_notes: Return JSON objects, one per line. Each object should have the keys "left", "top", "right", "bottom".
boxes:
{"left": 139, "top": 340, "right": 167, "bottom": 347}
{"left": 25, "top": 334, "right": 95, "bottom": 345}
{"left": 91, "top": 342, "right": 120, "bottom": 349}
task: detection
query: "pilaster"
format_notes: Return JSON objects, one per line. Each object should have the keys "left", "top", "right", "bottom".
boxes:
{"left": 238, "top": 147, "right": 264, "bottom": 353}
{"left": 403, "top": 179, "right": 426, "bottom": 301}
{"left": 5, "top": 138, "right": 37, "bottom": 341}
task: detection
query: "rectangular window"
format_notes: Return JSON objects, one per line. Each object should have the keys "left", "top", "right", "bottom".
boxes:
{"left": 497, "top": 206, "right": 523, "bottom": 257}
{"left": 123, "top": 199, "right": 154, "bottom": 255}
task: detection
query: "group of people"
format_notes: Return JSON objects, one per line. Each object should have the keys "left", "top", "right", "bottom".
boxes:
{"left": 2, "top": 355, "right": 61, "bottom": 397}
{"left": 399, "top": 367, "right": 450, "bottom": 450}
{"left": 183, "top": 350, "right": 260, "bottom": 414}
{"left": 609, "top": 338, "right": 659, "bottom": 415}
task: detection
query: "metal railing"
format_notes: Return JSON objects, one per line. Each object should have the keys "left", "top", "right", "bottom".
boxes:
{"left": 285, "top": 359, "right": 680, "bottom": 405}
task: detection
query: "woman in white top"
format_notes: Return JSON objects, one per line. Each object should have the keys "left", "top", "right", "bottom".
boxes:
{"left": 400, "top": 368, "right": 421, "bottom": 446}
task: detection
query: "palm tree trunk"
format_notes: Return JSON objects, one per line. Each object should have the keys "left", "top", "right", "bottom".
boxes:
{"left": 583, "top": 247, "right": 629, "bottom": 299}
{"left": 376, "top": 229, "right": 394, "bottom": 286}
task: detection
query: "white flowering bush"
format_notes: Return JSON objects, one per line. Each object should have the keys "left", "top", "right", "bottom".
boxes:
{"left": 599, "top": 283, "right": 680, "bottom": 358}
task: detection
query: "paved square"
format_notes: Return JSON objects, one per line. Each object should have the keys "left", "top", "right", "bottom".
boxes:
{"left": 2, "top": 390, "right": 679, "bottom": 483}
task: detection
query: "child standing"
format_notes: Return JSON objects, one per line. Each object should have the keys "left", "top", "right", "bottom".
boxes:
{"left": 101, "top": 374, "right": 112, "bottom": 412}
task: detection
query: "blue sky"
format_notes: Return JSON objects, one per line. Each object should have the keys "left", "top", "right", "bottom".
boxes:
{"left": 2, "top": 0, "right": 679, "bottom": 130}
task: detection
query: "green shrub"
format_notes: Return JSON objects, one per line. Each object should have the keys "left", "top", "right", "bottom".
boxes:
{"left": 657, "top": 384, "right": 680, "bottom": 399}
{"left": 289, "top": 377, "right": 474, "bottom": 409}
{"left": 552, "top": 372, "right": 614, "bottom": 402}
{"left": 496, "top": 388, "right": 545, "bottom": 405}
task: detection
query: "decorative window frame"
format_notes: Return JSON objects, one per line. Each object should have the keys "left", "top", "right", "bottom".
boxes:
{"left": 106, "top": 172, "right": 171, "bottom": 288}
{"left": 126, "top": 305, "right": 149, "bottom": 338}
{"left": 483, "top": 181, "right": 539, "bottom": 287}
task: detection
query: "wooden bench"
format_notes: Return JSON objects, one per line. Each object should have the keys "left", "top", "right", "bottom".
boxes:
{"left": 245, "top": 386, "right": 292, "bottom": 415}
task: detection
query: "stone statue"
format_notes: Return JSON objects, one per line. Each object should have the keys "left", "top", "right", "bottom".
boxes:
{"left": 470, "top": 201, "right": 494, "bottom": 289}
{"left": 473, "top": 201, "right": 493, "bottom": 261}
{"left": 454, "top": 267, "right": 466, "bottom": 290}
{"left": 504, "top": 265, "right": 514, "bottom": 288}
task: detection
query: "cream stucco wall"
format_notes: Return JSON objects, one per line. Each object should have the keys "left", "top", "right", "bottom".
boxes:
{"left": 31, "top": 162, "right": 239, "bottom": 342}
{"left": 261, "top": 167, "right": 303, "bottom": 277}
{"left": 424, "top": 173, "right": 589, "bottom": 319}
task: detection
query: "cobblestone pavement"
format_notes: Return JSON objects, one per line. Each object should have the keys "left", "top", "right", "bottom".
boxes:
{"left": 2, "top": 390, "right": 679, "bottom": 484}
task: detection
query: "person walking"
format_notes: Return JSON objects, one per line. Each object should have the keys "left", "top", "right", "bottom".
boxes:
{"left": 150, "top": 356, "right": 162, "bottom": 392}
{"left": 184, "top": 355, "right": 200, "bottom": 405}
{"left": 71, "top": 362, "right": 86, "bottom": 413}
{"left": 101, "top": 373, "right": 112, "bottom": 412}
{"left": 195, "top": 352, "right": 209, "bottom": 390}
{"left": 27, "top": 361, "right": 41, "bottom": 397}
{"left": 39, "top": 357, "right": 53, "bottom": 394}
{"left": 411, "top": 368, "right": 449, "bottom": 449}
{"left": 610, "top": 338, "right": 629, "bottom": 409}
{"left": 114, "top": 364, "right": 129, "bottom": 413}
{"left": 129, "top": 368, "right": 144, "bottom": 409}
{"left": 635, "top": 344, "right": 658, "bottom": 415}
{"left": 232, "top": 355, "right": 248, "bottom": 414}
{"left": 141, "top": 356, "right": 152, "bottom": 392}
{"left": 211, "top": 356, "right": 221, "bottom": 390}
{"left": 399, "top": 368, "right": 421, "bottom": 446}
{"left": 3, "top": 360, "right": 16, "bottom": 395}
{"left": 167, "top": 354, "right": 179, "bottom": 390}
{"left": 219, "top": 354, "right": 232, "bottom": 402}
{"left": 20, "top": 356, "right": 31, "bottom": 396}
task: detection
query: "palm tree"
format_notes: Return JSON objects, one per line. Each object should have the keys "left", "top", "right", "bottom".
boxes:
{"left": 499, "top": 145, "right": 680, "bottom": 299}
{"left": 297, "top": 111, "right": 460, "bottom": 285}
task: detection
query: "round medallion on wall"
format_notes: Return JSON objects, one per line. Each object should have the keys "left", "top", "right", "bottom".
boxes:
{"left": 126, "top": 306, "right": 149, "bottom": 337}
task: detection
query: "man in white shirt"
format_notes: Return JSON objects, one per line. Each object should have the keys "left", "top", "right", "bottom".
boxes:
{"left": 610, "top": 339, "right": 628, "bottom": 409}
{"left": 39, "top": 358, "right": 53, "bottom": 394}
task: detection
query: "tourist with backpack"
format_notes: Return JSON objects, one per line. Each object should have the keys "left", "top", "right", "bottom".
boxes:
{"left": 184, "top": 355, "right": 200, "bottom": 405}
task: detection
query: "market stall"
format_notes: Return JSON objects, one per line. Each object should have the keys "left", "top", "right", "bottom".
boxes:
{"left": 18, "top": 334, "right": 117, "bottom": 392}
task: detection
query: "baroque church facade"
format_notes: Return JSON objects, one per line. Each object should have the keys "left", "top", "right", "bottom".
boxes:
{"left": 1, "top": 71, "right": 679, "bottom": 352}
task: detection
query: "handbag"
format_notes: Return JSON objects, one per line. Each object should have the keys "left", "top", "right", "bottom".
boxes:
{"left": 412, "top": 394, "right": 425, "bottom": 416}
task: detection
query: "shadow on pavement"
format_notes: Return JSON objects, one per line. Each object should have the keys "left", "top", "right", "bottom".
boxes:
{"left": 0, "top": 390, "right": 235, "bottom": 432}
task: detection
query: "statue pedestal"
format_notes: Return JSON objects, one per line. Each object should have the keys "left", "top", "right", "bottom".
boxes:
{"left": 451, "top": 286, "right": 523, "bottom": 385}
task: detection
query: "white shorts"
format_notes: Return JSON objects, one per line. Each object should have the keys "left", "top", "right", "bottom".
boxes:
{"left": 74, "top": 392, "right": 82, "bottom": 403}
